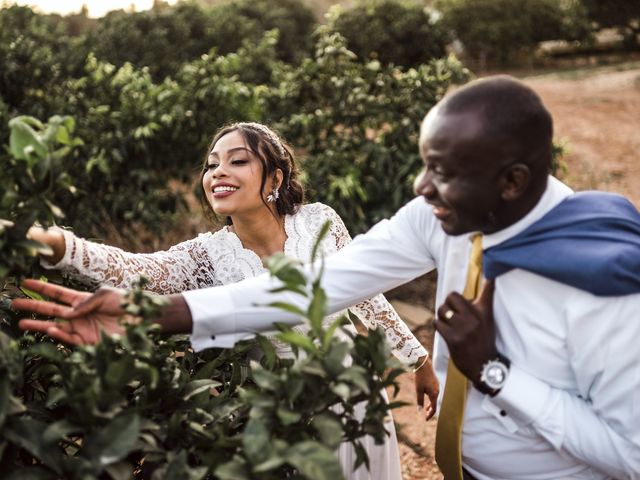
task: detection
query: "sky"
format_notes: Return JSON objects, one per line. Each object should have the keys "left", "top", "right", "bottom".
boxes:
{"left": 7, "top": 0, "right": 178, "bottom": 18}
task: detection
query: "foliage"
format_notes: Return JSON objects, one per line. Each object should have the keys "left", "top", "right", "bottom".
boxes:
{"left": 0, "top": 6, "right": 81, "bottom": 114}
{"left": 207, "top": 0, "right": 317, "bottom": 66}
{"left": 264, "top": 31, "right": 471, "bottom": 233}
{"left": 0, "top": 115, "right": 82, "bottom": 282}
{"left": 0, "top": 132, "right": 406, "bottom": 477}
{"left": 325, "top": 0, "right": 449, "bottom": 67}
{"left": 581, "top": 0, "right": 640, "bottom": 50}
{"left": 85, "top": 3, "right": 220, "bottom": 81}
{"left": 436, "top": 0, "right": 591, "bottom": 66}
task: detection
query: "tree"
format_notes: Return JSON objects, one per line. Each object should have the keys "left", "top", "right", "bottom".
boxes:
{"left": 85, "top": 3, "right": 218, "bottom": 80}
{"left": 437, "top": 0, "right": 590, "bottom": 68}
{"left": 582, "top": 0, "right": 640, "bottom": 50}
{"left": 325, "top": 0, "right": 449, "bottom": 67}
{"left": 207, "top": 0, "right": 318, "bottom": 65}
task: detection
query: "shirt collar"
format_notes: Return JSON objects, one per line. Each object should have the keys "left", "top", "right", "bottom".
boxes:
{"left": 479, "top": 176, "right": 574, "bottom": 250}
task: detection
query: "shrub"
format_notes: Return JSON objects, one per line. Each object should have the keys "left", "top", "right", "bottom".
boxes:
{"left": 437, "top": 0, "right": 591, "bottom": 67}
{"left": 0, "top": 122, "right": 405, "bottom": 476}
{"left": 263, "top": 30, "right": 471, "bottom": 233}
{"left": 326, "top": 0, "right": 449, "bottom": 67}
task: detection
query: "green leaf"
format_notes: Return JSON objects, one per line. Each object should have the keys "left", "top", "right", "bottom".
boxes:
{"left": 2, "top": 467, "right": 58, "bottom": 480}
{"left": 215, "top": 457, "right": 251, "bottom": 480}
{"left": 312, "top": 412, "right": 344, "bottom": 449}
{"left": 104, "top": 461, "right": 134, "bottom": 480}
{"left": 310, "top": 220, "right": 331, "bottom": 263}
{"left": 0, "top": 376, "right": 9, "bottom": 429}
{"left": 267, "top": 301, "right": 306, "bottom": 317}
{"left": 276, "top": 330, "right": 315, "bottom": 352}
{"left": 276, "top": 407, "right": 301, "bottom": 425}
{"left": 42, "top": 419, "right": 78, "bottom": 444}
{"left": 242, "top": 418, "right": 270, "bottom": 464}
{"left": 8, "top": 116, "right": 47, "bottom": 163}
{"left": 286, "top": 441, "right": 345, "bottom": 480}
{"left": 182, "top": 379, "right": 221, "bottom": 401}
{"left": 82, "top": 412, "right": 140, "bottom": 468}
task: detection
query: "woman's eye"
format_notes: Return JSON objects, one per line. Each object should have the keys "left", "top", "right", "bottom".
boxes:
{"left": 231, "top": 159, "right": 248, "bottom": 165}
{"left": 205, "top": 163, "right": 218, "bottom": 171}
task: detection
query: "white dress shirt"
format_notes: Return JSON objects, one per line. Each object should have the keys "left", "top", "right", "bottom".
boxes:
{"left": 184, "top": 176, "right": 640, "bottom": 479}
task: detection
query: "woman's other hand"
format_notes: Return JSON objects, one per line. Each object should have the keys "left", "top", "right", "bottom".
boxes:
{"left": 414, "top": 355, "right": 440, "bottom": 420}
{"left": 27, "top": 226, "right": 66, "bottom": 264}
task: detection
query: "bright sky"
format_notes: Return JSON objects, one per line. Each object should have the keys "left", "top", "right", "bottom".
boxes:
{"left": 8, "top": 0, "right": 178, "bottom": 18}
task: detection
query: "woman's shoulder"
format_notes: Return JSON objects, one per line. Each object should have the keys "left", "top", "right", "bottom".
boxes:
{"left": 293, "top": 202, "right": 340, "bottom": 221}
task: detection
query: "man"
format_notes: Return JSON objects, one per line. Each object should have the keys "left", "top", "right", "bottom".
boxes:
{"left": 15, "top": 76, "right": 640, "bottom": 479}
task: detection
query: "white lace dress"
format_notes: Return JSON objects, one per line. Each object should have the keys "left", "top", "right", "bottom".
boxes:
{"left": 46, "top": 202, "right": 427, "bottom": 479}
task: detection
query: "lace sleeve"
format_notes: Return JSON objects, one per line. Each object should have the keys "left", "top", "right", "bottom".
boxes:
{"left": 43, "top": 228, "right": 219, "bottom": 294}
{"left": 321, "top": 205, "right": 429, "bottom": 365}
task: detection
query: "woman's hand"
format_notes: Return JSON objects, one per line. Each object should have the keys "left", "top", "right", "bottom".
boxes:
{"left": 414, "top": 355, "right": 440, "bottom": 420}
{"left": 27, "top": 226, "right": 66, "bottom": 264}
{"left": 12, "top": 279, "right": 131, "bottom": 345}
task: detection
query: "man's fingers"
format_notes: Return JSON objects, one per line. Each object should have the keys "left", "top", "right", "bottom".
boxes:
{"left": 477, "top": 279, "right": 495, "bottom": 310}
{"left": 46, "top": 326, "right": 84, "bottom": 345}
{"left": 12, "top": 298, "right": 77, "bottom": 318}
{"left": 20, "top": 279, "right": 87, "bottom": 305}
{"left": 18, "top": 319, "right": 59, "bottom": 334}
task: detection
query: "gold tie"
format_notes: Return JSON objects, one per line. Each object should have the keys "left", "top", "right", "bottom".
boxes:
{"left": 435, "top": 234, "right": 483, "bottom": 480}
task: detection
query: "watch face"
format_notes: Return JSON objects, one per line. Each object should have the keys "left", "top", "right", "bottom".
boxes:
{"left": 481, "top": 359, "right": 509, "bottom": 390}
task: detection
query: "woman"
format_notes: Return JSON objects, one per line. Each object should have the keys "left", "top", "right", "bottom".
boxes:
{"left": 29, "top": 122, "right": 437, "bottom": 479}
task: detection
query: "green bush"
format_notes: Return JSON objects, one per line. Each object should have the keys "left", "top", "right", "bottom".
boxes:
{"left": 581, "top": 0, "right": 640, "bottom": 50}
{"left": 85, "top": 3, "right": 220, "bottom": 81}
{"left": 326, "top": 0, "right": 449, "bottom": 67}
{"left": 207, "top": 0, "right": 317, "bottom": 66}
{"left": 264, "top": 31, "right": 471, "bottom": 233}
{"left": 0, "top": 126, "right": 406, "bottom": 477}
{"left": 437, "top": 0, "right": 591, "bottom": 66}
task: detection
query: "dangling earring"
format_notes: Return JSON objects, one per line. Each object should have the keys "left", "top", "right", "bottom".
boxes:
{"left": 267, "top": 188, "right": 280, "bottom": 203}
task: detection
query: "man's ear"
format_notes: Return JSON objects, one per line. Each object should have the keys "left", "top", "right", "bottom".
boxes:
{"left": 500, "top": 163, "right": 531, "bottom": 201}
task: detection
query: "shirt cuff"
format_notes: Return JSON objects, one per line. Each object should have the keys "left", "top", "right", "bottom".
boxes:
{"left": 483, "top": 364, "right": 553, "bottom": 432}
{"left": 184, "top": 287, "right": 238, "bottom": 351}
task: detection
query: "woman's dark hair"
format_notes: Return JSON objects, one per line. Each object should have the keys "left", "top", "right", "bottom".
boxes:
{"left": 199, "top": 122, "right": 305, "bottom": 224}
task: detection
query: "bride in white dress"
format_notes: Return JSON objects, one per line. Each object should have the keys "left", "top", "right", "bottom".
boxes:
{"left": 29, "top": 122, "right": 438, "bottom": 480}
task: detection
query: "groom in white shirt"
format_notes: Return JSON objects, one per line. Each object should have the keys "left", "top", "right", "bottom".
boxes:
{"left": 16, "top": 75, "right": 640, "bottom": 480}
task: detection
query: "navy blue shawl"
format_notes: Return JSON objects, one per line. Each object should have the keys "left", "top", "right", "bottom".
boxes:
{"left": 483, "top": 192, "right": 640, "bottom": 296}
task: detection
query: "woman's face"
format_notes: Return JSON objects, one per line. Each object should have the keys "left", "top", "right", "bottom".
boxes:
{"left": 202, "top": 130, "right": 273, "bottom": 218}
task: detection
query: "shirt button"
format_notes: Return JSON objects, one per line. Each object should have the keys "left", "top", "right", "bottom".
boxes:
{"left": 500, "top": 410, "right": 507, "bottom": 417}
{"left": 211, "top": 335, "right": 216, "bottom": 340}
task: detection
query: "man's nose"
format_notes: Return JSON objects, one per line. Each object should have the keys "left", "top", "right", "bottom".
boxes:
{"left": 414, "top": 169, "right": 435, "bottom": 197}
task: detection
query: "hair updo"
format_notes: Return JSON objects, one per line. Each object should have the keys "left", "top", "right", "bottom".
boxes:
{"left": 199, "top": 122, "right": 305, "bottom": 223}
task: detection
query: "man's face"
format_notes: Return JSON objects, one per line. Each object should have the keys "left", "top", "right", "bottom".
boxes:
{"left": 414, "top": 108, "right": 509, "bottom": 236}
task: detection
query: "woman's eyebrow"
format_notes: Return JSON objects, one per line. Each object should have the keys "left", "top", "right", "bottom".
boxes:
{"left": 209, "top": 147, "right": 253, "bottom": 158}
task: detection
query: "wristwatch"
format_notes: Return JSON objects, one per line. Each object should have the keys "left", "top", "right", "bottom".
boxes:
{"left": 475, "top": 353, "right": 511, "bottom": 396}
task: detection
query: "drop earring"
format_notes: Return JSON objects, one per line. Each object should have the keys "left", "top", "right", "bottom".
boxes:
{"left": 267, "top": 188, "right": 280, "bottom": 203}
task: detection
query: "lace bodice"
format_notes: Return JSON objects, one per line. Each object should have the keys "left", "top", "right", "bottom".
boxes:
{"left": 48, "top": 203, "right": 427, "bottom": 363}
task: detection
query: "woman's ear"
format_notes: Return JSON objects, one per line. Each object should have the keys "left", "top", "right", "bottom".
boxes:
{"left": 273, "top": 169, "right": 284, "bottom": 190}
{"left": 500, "top": 163, "right": 531, "bottom": 201}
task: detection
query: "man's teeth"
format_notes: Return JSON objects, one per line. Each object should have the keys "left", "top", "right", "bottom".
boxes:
{"left": 214, "top": 186, "right": 238, "bottom": 193}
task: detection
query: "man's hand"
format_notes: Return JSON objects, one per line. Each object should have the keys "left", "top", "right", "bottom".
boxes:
{"left": 12, "top": 279, "right": 130, "bottom": 345}
{"left": 434, "top": 280, "right": 497, "bottom": 384}
{"left": 414, "top": 355, "right": 440, "bottom": 420}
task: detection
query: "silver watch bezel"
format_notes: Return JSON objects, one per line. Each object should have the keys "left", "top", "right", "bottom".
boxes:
{"left": 480, "top": 358, "right": 509, "bottom": 390}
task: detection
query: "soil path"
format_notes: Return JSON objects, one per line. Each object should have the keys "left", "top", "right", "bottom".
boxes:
{"left": 391, "top": 63, "right": 640, "bottom": 479}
